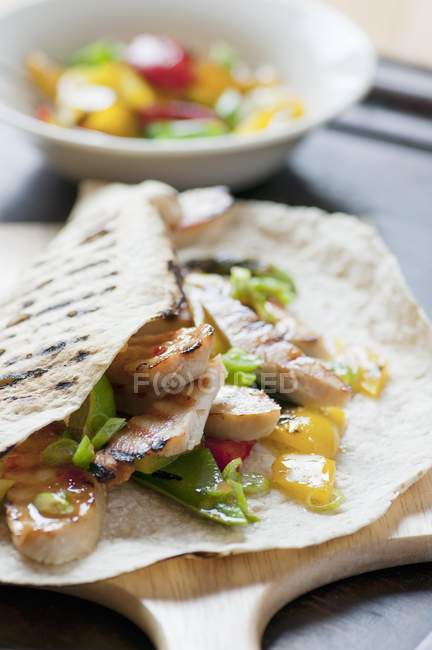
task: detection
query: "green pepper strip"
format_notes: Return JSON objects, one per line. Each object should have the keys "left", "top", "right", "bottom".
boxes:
{"left": 134, "top": 448, "right": 250, "bottom": 527}
{"left": 68, "top": 375, "right": 116, "bottom": 439}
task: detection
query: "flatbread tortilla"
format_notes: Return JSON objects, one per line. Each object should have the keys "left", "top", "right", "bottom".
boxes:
{"left": 1, "top": 193, "right": 431, "bottom": 585}
{"left": 0, "top": 182, "right": 182, "bottom": 454}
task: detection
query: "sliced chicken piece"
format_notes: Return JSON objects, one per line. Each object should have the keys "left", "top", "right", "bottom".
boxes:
{"left": 173, "top": 187, "right": 234, "bottom": 248}
{"left": 2, "top": 426, "right": 105, "bottom": 565}
{"left": 185, "top": 277, "right": 351, "bottom": 408}
{"left": 185, "top": 271, "right": 328, "bottom": 358}
{"left": 93, "top": 357, "right": 226, "bottom": 486}
{"left": 107, "top": 324, "right": 214, "bottom": 396}
{"left": 142, "top": 180, "right": 182, "bottom": 228}
{"left": 272, "top": 307, "right": 329, "bottom": 359}
{"left": 205, "top": 385, "right": 280, "bottom": 441}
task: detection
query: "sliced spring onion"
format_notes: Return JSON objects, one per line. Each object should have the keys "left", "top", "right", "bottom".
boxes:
{"left": 147, "top": 118, "right": 228, "bottom": 140}
{"left": 221, "top": 347, "right": 262, "bottom": 387}
{"left": 0, "top": 479, "right": 14, "bottom": 503}
{"left": 33, "top": 491, "right": 74, "bottom": 517}
{"left": 42, "top": 438, "right": 78, "bottom": 466}
{"left": 69, "top": 40, "right": 123, "bottom": 66}
{"left": 306, "top": 488, "right": 346, "bottom": 513}
{"left": 222, "top": 458, "right": 270, "bottom": 497}
{"left": 230, "top": 265, "right": 296, "bottom": 323}
{"left": 222, "top": 457, "right": 242, "bottom": 481}
{"left": 226, "top": 478, "right": 259, "bottom": 523}
{"left": 221, "top": 457, "right": 267, "bottom": 521}
{"left": 241, "top": 473, "right": 271, "bottom": 496}
{"left": 92, "top": 417, "right": 126, "bottom": 450}
{"left": 329, "top": 360, "right": 358, "bottom": 388}
{"left": 209, "top": 41, "right": 238, "bottom": 71}
{"left": 72, "top": 435, "right": 95, "bottom": 469}
{"left": 215, "top": 88, "right": 242, "bottom": 128}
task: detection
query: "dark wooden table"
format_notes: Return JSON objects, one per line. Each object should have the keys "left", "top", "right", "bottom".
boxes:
{"left": 1, "top": 60, "right": 432, "bottom": 649}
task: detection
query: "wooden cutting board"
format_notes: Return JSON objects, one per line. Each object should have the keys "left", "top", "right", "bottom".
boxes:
{"left": 2, "top": 223, "right": 432, "bottom": 650}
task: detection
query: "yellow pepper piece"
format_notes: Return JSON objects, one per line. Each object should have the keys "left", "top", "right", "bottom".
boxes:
{"left": 186, "top": 60, "right": 238, "bottom": 106}
{"left": 288, "top": 98, "right": 304, "bottom": 119}
{"left": 70, "top": 63, "right": 156, "bottom": 110}
{"left": 81, "top": 102, "right": 139, "bottom": 137}
{"left": 320, "top": 407, "right": 346, "bottom": 435}
{"left": 26, "top": 51, "right": 63, "bottom": 99}
{"left": 272, "top": 453, "right": 335, "bottom": 507}
{"left": 358, "top": 354, "right": 388, "bottom": 398}
{"left": 235, "top": 99, "right": 304, "bottom": 135}
{"left": 235, "top": 108, "right": 275, "bottom": 134}
{"left": 331, "top": 345, "right": 388, "bottom": 399}
{"left": 267, "top": 407, "right": 341, "bottom": 459}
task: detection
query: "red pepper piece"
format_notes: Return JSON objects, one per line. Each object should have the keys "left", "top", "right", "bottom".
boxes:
{"left": 126, "top": 35, "right": 194, "bottom": 90}
{"left": 204, "top": 437, "right": 255, "bottom": 471}
{"left": 35, "top": 105, "right": 54, "bottom": 122}
{"left": 138, "top": 100, "right": 216, "bottom": 125}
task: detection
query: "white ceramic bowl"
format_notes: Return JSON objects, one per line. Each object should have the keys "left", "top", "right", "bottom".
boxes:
{"left": 0, "top": 0, "right": 375, "bottom": 189}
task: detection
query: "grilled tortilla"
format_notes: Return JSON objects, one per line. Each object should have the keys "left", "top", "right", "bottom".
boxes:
{"left": 1, "top": 188, "right": 432, "bottom": 586}
{"left": 0, "top": 182, "right": 182, "bottom": 456}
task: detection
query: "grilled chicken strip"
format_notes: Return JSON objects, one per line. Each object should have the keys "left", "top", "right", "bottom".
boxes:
{"left": 185, "top": 277, "right": 350, "bottom": 408}
{"left": 107, "top": 324, "right": 214, "bottom": 396}
{"left": 2, "top": 426, "right": 105, "bottom": 565}
{"left": 205, "top": 385, "right": 280, "bottom": 441}
{"left": 270, "top": 304, "right": 329, "bottom": 359}
{"left": 94, "top": 357, "right": 226, "bottom": 487}
{"left": 173, "top": 186, "right": 234, "bottom": 248}
{"left": 185, "top": 271, "right": 327, "bottom": 358}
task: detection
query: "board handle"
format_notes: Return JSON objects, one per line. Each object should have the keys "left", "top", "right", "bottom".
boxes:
{"left": 63, "top": 515, "right": 432, "bottom": 650}
{"left": 66, "top": 578, "right": 265, "bottom": 650}
{"left": 144, "top": 591, "right": 263, "bottom": 650}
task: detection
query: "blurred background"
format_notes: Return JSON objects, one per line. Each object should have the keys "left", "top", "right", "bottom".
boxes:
{"left": 326, "top": 0, "right": 431, "bottom": 67}
{"left": 0, "top": 2, "right": 432, "bottom": 649}
{"left": 0, "top": 0, "right": 431, "bottom": 67}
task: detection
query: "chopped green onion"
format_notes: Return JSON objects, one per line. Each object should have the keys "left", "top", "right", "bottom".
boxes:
{"left": 0, "top": 479, "right": 14, "bottom": 503}
{"left": 42, "top": 438, "right": 78, "bottom": 466}
{"left": 222, "top": 458, "right": 267, "bottom": 520}
{"left": 222, "top": 458, "right": 270, "bottom": 496}
{"left": 215, "top": 89, "right": 242, "bottom": 128}
{"left": 69, "top": 40, "right": 123, "bottom": 66}
{"left": 72, "top": 435, "right": 95, "bottom": 469}
{"left": 221, "top": 347, "right": 263, "bottom": 387}
{"left": 306, "top": 488, "right": 346, "bottom": 513}
{"left": 226, "top": 478, "right": 259, "bottom": 523}
{"left": 230, "top": 265, "right": 296, "bottom": 323}
{"left": 209, "top": 41, "right": 239, "bottom": 71}
{"left": 33, "top": 491, "right": 74, "bottom": 517}
{"left": 69, "top": 375, "right": 116, "bottom": 438}
{"left": 92, "top": 417, "right": 125, "bottom": 450}
{"left": 222, "top": 458, "right": 260, "bottom": 522}
{"left": 222, "top": 457, "right": 243, "bottom": 481}
{"left": 329, "top": 360, "right": 358, "bottom": 388}
{"left": 147, "top": 119, "right": 228, "bottom": 140}
{"left": 241, "top": 473, "right": 270, "bottom": 496}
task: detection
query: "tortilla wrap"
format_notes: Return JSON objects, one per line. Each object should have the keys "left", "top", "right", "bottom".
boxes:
{"left": 1, "top": 192, "right": 431, "bottom": 585}
{"left": 0, "top": 182, "right": 182, "bottom": 454}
